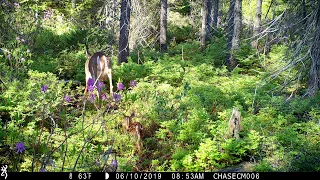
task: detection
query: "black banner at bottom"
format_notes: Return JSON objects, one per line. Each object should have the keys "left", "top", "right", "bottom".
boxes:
{"left": 1, "top": 172, "right": 317, "bottom": 180}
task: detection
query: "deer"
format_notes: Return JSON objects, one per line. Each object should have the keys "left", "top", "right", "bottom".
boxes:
{"left": 84, "top": 44, "right": 113, "bottom": 97}
{"left": 122, "top": 111, "right": 143, "bottom": 155}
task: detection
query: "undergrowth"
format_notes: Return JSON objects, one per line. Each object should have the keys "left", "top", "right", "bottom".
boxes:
{"left": 0, "top": 33, "right": 319, "bottom": 172}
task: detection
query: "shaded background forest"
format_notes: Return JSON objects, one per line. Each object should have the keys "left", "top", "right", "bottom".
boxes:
{"left": 0, "top": 0, "right": 320, "bottom": 172}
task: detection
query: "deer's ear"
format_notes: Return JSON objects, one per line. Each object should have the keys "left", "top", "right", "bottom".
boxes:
{"left": 86, "top": 52, "right": 91, "bottom": 58}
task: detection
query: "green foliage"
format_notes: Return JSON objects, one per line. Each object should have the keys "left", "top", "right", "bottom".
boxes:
{"left": 181, "top": 138, "right": 223, "bottom": 171}
{"left": 205, "top": 37, "right": 228, "bottom": 67}
{"left": 0, "top": 36, "right": 33, "bottom": 81}
{"left": 2, "top": 37, "right": 320, "bottom": 172}
{"left": 113, "top": 59, "right": 153, "bottom": 88}
{"left": 170, "top": 0, "right": 191, "bottom": 15}
{"left": 168, "top": 24, "right": 196, "bottom": 45}
{"left": 177, "top": 108, "right": 210, "bottom": 144}
{"left": 0, "top": 70, "right": 68, "bottom": 120}
{"left": 33, "top": 29, "right": 87, "bottom": 55}
{"left": 235, "top": 42, "right": 258, "bottom": 72}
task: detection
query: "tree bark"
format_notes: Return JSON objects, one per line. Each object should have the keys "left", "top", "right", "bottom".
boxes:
{"left": 200, "top": 0, "right": 209, "bottom": 49}
{"left": 232, "top": 0, "right": 242, "bottom": 51}
{"left": 308, "top": 1, "right": 320, "bottom": 97}
{"left": 213, "top": 0, "right": 219, "bottom": 32}
{"left": 226, "top": 0, "right": 242, "bottom": 70}
{"left": 160, "top": 0, "right": 168, "bottom": 51}
{"left": 252, "top": 0, "right": 262, "bottom": 49}
{"left": 207, "top": 0, "right": 212, "bottom": 39}
{"left": 118, "top": 0, "right": 131, "bottom": 64}
{"left": 226, "top": 0, "right": 235, "bottom": 69}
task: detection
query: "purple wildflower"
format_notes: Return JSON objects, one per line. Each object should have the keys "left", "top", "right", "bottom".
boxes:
{"left": 88, "top": 85, "right": 95, "bottom": 92}
{"left": 88, "top": 78, "right": 95, "bottom": 87}
{"left": 113, "top": 93, "right": 121, "bottom": 103}
{"left": 97, "top": 81, "right": 105, "bottom": 92}
{"left": 117, "top": 82, "right": 124, "bottom": 91}
{"left": 111, "top": 159, "right": 118, "bottom": 170}
{"left": 16, "top": 36, "right": 20, "bottom": 41}
{"left": 64, "top": 95, "right": 71, "bottom": 103}
{"left": 16, "top": 142, "right": 25, "bottom": 153}
{"left": 90, "top": 93, "right": 96, "bottom": 102}
{"left": 130, "top": 80, "right": 137, "bottom": 87}
{"left": 21, "top": 39, "right": 25, "bottom": 43}
{"left": 87, "top": 78, "right": 95, "bottom": 92}
{"left": 101, "top": 93, "right": 107, "bottom": 101}
{"left": 40, "top": 167, "right": 46, "bottom": 172}
{"left": 41, "top": 85, "right": 48, "bottom": 93}
{"left": 7, "top": 54, "right": 11, "bottom": 60}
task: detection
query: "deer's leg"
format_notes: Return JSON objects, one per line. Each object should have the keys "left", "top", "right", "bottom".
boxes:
{"left": 84, "top": 78, "right": 88, "bottom": 94}
{"left": 108, "top": 70, "right": 113, "bottom": 96}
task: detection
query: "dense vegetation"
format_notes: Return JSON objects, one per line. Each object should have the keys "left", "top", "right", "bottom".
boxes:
{"left": 0, "top": 0, "right": 319, "bottom": 172}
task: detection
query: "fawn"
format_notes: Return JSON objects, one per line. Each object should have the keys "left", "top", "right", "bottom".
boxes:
{"left": 122, "top": 111, "right": 143, "bottom": 155}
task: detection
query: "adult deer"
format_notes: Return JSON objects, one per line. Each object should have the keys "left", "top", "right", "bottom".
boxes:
{"left": 84, "top": 45, "right": 113, "bottom": 96}
{"left": 122, "top": 111, "right": 144, "bottom": 155}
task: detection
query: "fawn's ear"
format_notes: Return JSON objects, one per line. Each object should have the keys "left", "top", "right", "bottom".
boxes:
{"left": 130, "top": 111, "right": 135, "bottom": 118}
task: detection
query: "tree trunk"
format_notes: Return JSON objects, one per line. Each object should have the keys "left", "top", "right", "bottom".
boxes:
{"left": 207, "top": 0, "right": 212, "bottom": 39}
{"left": 118, "top": 0, "right": 131, "bottom": 64}
{"left": 230, "top": 0, "right": 242, "bottom": 69}
{"left": 213, "top": 0, "right": 219, "bottom": 32}
{"left": 252, "top": 0, "right": 262, "bottom": 49}
{"left": 226, "top": 0, "right": 235, "bottom": 69}
{"left": 226, "top": 0, "right": 242, "bottom": 70}
{"left": 160, "top": 0, "right": 168, "bottom": 51}
{"left": 232, "top": 0, "right": 242, "bottom": 50}
{"left": 200, "top": 0, "right": 209, "bottom": 49}
{"left": 308, "top": 2, "right": 320, "bottom": 97}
